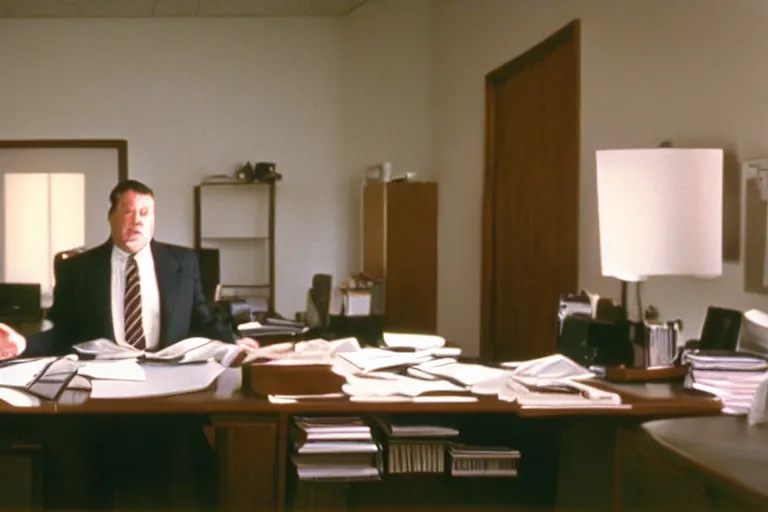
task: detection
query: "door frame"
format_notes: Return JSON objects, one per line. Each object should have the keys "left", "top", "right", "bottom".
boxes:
{"left": 0, "top": 139, "right": 128, "bottom": 181}
{"left": 480, "top": 20, "right": 581, "bottom": 359}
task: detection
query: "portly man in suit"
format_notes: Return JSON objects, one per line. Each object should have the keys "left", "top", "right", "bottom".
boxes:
{"left": 0, "top": 179, "right": 258, "bottom": 510}
{"left": 0, "top": 178, "right": 259, "bottom": 357}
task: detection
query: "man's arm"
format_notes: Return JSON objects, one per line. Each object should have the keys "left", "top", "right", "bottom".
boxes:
{"left": 0, "top": 323, "right": 25, "bottom": 360}
{"left": 25, "top": 258, "right": 76, "bottom": 357}
{"left": 188, "top": 252, "right": 238, "bottom": 343}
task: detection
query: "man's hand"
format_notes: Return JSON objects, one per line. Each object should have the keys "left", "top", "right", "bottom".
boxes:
{"left": 235, "top": 337, "right": 260, "bottom": 351}
{"left": 0, "top": 323, "right": 26, "bottom": 361}
{"left": 217, "top": 337, "right": 261, "bottom": 367}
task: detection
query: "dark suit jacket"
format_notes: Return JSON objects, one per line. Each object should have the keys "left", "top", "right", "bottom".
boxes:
{"left": 26, "top": 240, "right": 235, "bottom": 357}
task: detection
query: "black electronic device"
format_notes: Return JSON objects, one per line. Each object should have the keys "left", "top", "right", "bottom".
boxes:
{"left": 196, "top": 247, "right": 220, "bottom": 304}
{"left": 698, "top": 306, "right": 742, "bottom": 352}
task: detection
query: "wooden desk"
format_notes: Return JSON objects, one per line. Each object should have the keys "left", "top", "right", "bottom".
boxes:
{"left": 616, "top": 416, "right": 768, "bottom": 512}
{"left": 0, "top": 372, "right": 722, "bottom": 512}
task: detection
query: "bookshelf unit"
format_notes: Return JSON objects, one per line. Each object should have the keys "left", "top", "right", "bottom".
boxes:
{"left": 193, "top": 181, "right": 276, "bottom": 313}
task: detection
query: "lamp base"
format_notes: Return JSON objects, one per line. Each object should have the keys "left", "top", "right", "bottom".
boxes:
{"left": 619, "top": 279, "right": 662, "bottom": 323}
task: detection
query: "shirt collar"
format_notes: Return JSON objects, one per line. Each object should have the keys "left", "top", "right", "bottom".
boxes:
{"left": 111, "top": 240, "right": 152, "bottom": 264}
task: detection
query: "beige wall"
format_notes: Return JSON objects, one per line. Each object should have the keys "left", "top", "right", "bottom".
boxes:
{"left": 341, "top": 0, "right": 433, "bottom": 272}
{"left": 0, "top": 17, "right": 345, "bottom": 316}
{"left": 3, "top": 0, "right": 768, "bottom": 351}
{"left": 431, "top": 0, "right": 768, "bottom": 354}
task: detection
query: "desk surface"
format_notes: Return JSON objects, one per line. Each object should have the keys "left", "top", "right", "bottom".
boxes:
{"left": 0, "top": 369, "right": 723, "bottom": 417}
{"left": 642, "top": 416, "right": 768, "bottom": 503}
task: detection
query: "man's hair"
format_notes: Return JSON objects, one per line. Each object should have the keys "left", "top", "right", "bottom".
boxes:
{"left": 108, "top": 179, "right": 155, "bottom": 215}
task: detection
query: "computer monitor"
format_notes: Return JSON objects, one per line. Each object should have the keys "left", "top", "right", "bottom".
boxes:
{"left": 0, "top": 283, "right": 42, "bottom": 323}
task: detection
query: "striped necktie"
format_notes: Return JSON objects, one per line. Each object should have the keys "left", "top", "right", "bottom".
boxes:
{"left": 124, "top": 255, "right": 146, "bottom": 350}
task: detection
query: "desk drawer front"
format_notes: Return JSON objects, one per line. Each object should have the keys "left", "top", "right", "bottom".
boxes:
{"left": 216, "top": 417, "right": 278, "bottom": 512}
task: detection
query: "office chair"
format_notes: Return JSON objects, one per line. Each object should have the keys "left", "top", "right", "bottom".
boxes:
{"left": 53, "top": 246, "right": 86, "bottom": 282}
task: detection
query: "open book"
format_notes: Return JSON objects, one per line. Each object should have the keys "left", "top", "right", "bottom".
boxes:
{"left": 72, "top": 337, "right": 297, "bottom": 366}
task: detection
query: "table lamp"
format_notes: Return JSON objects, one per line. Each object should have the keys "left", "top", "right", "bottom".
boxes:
{"left": 595, "top": 147, "right": 723, "bottom": 368}
{"left": 596, "top": 147, "right": 723, "bottom": 315}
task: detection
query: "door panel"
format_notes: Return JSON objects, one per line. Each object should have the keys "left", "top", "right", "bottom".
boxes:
{"left": 481, "top": 21, "right": 580, "bottom": 361}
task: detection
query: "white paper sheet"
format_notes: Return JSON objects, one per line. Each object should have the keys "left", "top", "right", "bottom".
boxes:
{"left": 76, "top": 359, "right": 146, "bottom": 381}
{"left": 89, "top": 361, "right": 225, "bottom": 399}
{"left": 0, "top": 387, "right": 41, "bottom": 407}
{"left": 0, "top": 358, "right": 55, "bottom": 388}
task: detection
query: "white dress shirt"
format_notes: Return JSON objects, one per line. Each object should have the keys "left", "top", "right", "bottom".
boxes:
{"left": 110, "top": 243, "right": 161, "bottom": 351}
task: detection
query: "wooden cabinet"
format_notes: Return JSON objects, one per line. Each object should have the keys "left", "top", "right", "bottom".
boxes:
{"left": 213, "top": 415, "right": 280, "bottom": 512}
{"left": 362, "top": 181, "right": 437, "bottom": 333}
{"left": 193, "top": 182, "right": 275, "bottom": 313}
{"left": 0, "top": 441, "right": 42, "bottom": 512}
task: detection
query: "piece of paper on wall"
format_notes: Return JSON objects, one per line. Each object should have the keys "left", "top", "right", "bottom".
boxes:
{"left": 744, "top": 178, "right": 768, "bottom": 293}
{"left": 343, "top": 292, "right": 371, "bottom": 316}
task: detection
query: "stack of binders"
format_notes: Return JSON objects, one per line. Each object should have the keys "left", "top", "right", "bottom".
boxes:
{"left": 369, "top": 416, "right": 459, "bottom": 475}
{"left": 448, "top": 444, "right": 521, "bottom": 477}
{"left": 289, "top": 416, "right": 382, "bottom": 481}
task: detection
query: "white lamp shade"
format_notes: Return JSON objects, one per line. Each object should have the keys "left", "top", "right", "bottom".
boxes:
{"left": 596, "top": 148, "right": 723, "bottom": 282}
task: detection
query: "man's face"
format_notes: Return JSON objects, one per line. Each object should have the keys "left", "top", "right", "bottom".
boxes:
{"left": 109, "top": 190, "right": 155, "bottom": 254}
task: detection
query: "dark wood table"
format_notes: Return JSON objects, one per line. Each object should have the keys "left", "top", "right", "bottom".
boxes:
{"left": 0, "top": 370, "right": 723, "bottom": 512}
{"left": 616, "top": 415, "right": 768, "bottom": 512}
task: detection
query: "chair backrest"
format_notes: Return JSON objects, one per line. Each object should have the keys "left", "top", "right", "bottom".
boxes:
{"left": 306, "top": 274, "right": 332, "bottom": 330}
{"left": 53, "top": 246, "right": 86, "bottom": 282}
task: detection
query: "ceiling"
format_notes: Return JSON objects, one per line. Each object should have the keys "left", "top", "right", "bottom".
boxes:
{"left": 0, "top": 0, "right": 371, "bottom": 18}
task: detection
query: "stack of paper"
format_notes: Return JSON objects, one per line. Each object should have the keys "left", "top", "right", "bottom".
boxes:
{"left": 498, "top": 377, "right": 625, "bottom": 409}
{"left": 73, "top": 337, "right": 241, "bottom": 365}
{"left": 448, "top": 444, "right": 521, "bottom": 477}
{"left": 337, "top": 348, "right": 435, "bottom": 373}
{"left": 505, "top": 355, "right": 624, "bottom": 408}
{"left": 341, "top": 370, "right": 470, "bottom": 403}
{"left": 88, "top": 361, "right": 226, "bottom": 399}
{"left": 290, "top": 416, "right": 381, "bottom": 481}
{"left": 381, "top": 332, "right": 462, "bottom": 357}
{"left": 410, "top": 358, "right": 508, "bottom": 387}
{"left": 369, "top": 415, "right": 459, "bottom": 475}
{"left": 683, "top": 351, "right": 768, "bottom": 414}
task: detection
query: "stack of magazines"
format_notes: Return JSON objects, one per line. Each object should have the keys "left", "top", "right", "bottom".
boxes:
{"left": 683, "top": 351, "right": 768, "bottom": 415}
{"left": 368, "top": 416, "right": 459, "bottom": 474}
{"left": 448, "top": 444, "right": 521, "bottom": 477}
{"left": 290, "top": 416, "right": 382, "bottom": 481}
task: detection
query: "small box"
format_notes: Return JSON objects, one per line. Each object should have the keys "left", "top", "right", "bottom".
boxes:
{"left": 242, "top": 363, "right": 346, "bottom": 397}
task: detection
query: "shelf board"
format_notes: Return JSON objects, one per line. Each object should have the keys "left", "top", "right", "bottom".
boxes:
{"left": 219, "top": 284, "right": 271, "bottom": 288}
{"left": 198, "top": 181, "right": 273, "bottom": 187}
{"left": 200, "top": 236, "right": 270, "bottom": 240}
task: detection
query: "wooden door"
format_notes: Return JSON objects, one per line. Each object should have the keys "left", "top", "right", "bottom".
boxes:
{"left": 481, "top": 21, "right": 581, "bottom": 361}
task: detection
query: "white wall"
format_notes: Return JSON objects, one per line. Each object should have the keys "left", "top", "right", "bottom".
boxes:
{"left": 431, "top": 0, "right": 768, "bottom": 354}
{"left": 341, "top": 0, "right": 433, "bottom": 272}
{"left": 0, "top": 17, "right": 345, "bottom": 316}
{"left": 5, "top": 1, "right": 766, "bottom": 351}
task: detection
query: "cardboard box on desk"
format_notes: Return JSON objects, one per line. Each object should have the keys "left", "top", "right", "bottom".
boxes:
{"left": 242, "top": 362, "right": 347, "bottom": 397}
